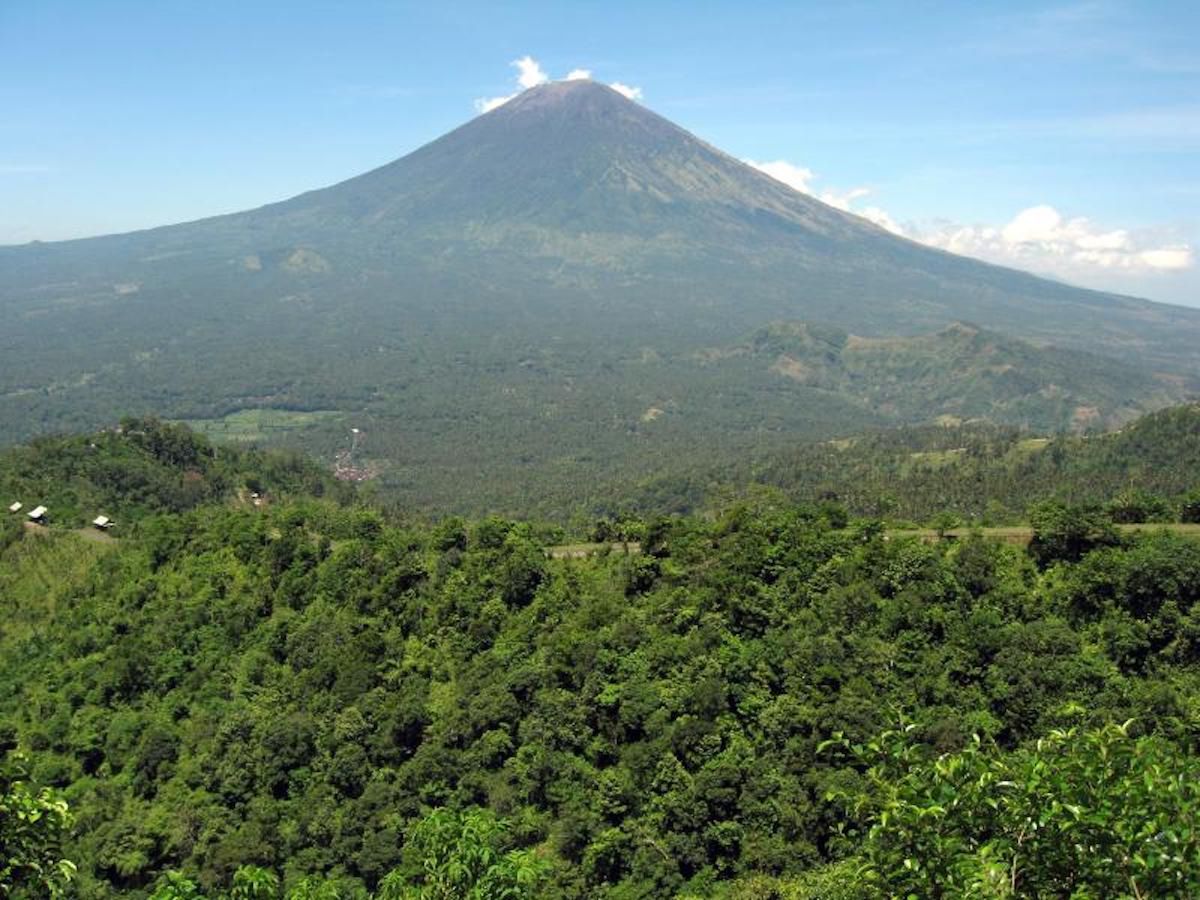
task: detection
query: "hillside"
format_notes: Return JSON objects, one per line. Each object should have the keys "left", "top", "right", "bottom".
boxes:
{"left": 702, "top": 320, "right": 1181, "bottom": 431}
{"left": 0, "top": 417, "right": 349, "bottom": 533}
{"left": 3, "top": 430, "right": 1200, "bottom": 897}
{"left": 623, "top": 402, "right": 1200, "bottom": 523}
{"left": 2, "top": 81, "right": 1198, "bottom": 515}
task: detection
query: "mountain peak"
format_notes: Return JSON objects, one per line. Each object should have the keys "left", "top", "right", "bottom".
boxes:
{"left": 506, "top": 79, "right": 626, "bottom": 106}
{"left": 479, "top": 77, "right": 665, "bottom": 137}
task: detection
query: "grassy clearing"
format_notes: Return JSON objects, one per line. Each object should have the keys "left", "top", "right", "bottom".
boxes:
{"left": 891, "top": 523, "right": 1200, "bottom": 546}
{"left": 0, "top": 530, "right": 113, "bottom": 639}
{"left": 1015, "top": 437, "right": 1052, "bottom": 452}
{"left": 180, "top": 408, "right": 341, "bottom": 444}
{"left": 547, "top": 525, "right": 1200, "bottom": 556}
{"left": 546, "top": 542, "right": 642, "bottom": 559}
{"left": 907, "top": 448, "right": 966, "bottom": 469}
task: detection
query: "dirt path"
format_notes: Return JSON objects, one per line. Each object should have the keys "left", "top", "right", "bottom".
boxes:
{"left": 546, "top": 524, "right": 1200, "bottom": 557}
{"left": 892, "top": 523, "right": 1200, "bottom": 545}
{"left": 75, "top": 527, "right": 118, "bottom": 544}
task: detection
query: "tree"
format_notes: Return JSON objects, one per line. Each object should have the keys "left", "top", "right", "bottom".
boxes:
{"left": 0, "top": 751, "right": 76, "bottom": 898}
{"left": 149, "top": 871, "right": 207, "bottom": 900}
{"left": 1107, "top": 489, "right": 1171, "bottom": 524}
{"left": 230, "top": 866, "right": 281, "bottom": 900}
{"left": 1180, "top": 489, "right": 1200, "bottom": 524}
{"left": 827, "top": 720, "right": 1200, "bottom": 898}
{"left": 1027, "top": 500, "right": 1119, "bottom": 566}
{"left": 931, "top": 512, "right": 960, "bottom": 540}
{"left": 382, "top": 808, "right": 545, "bottom": 900}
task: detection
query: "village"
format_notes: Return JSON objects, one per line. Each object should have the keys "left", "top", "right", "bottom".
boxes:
{"left": 6, "top": 499, "right": 114, "bottom": 535}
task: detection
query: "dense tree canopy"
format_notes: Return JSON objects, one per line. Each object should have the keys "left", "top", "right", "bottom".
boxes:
{"left": 3, "top": 415, "right": 1200, "bottom": 896}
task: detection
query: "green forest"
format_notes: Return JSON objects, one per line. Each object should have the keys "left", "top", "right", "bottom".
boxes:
{"left": 624, "top": 402, "right": 1200, "bottom": 525}
{"left": 3, "top": 415, "right": 1200, "bottom": 897}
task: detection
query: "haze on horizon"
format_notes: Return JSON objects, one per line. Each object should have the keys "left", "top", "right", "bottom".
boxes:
{"left": 0, "top": 0, "right": 1196, "bottom": 307}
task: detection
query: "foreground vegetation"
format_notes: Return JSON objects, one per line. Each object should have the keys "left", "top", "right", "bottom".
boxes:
{"left": 3, "top": 416, "right": 1200, "bottom": 897}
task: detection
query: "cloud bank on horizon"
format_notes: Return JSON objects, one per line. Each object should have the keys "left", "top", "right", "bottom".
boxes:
{"left": 746, "top": 158, "right": 1193, "bottom": 285}
{"left": 475, "top": 56, "right": 642, "bottom": 113}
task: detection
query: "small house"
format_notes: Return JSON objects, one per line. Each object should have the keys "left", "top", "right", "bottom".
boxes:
{"left": 92, "top": 515, "right": 113, "bottom": 530}
{"left": 27, "top": 505, "right": 47, "bottom": 524}
{"left": 7, "top": 501, "right": 20, "bottom": 513}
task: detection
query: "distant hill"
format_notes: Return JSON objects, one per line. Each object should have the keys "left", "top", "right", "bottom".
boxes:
{"left": 2, "top": 80, "right": 1197, "bottom": 514}
{"left": 620, "top": 402, "right": 1200, "bottom": 523}
{"left": 702, "top": 320, "right": 1182, "bottom": 432}
{"left": 0, "top": 417, "right": 348, "bottom": 531}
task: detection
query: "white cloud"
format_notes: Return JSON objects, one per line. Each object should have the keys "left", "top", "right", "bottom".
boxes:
{"left": 745, "top": 157, "right": 1193, "bottom": 280}
{"left": 747, "top": 158, "right": 880, "bottom": 218}
{"left": 744, "top": 159, "right": 816, "bottom": 194}
{"left": 819, "top": 186, "right": 870, "bottom": 212}
{"left": 1137, "top": 247, "right": 1193, "bottom": 271}
{"left": 1001, "top": 204, "right": 1066, "bottom": 244}
{"left": 513, "top": 55, "right": 549, "bottom": 90}
{"left": 475, "top": 93, "right": 515, "bottom": 114}
{"left": 609, "top": 82, "right": 643, "bottom": 101}
{"left": 1075, "top": 229, "right": 1131, "bottom": 251}
{"left": 474, "top": 55, "right": 550, "bottom": 113}
{"left": 918, "top": 205, "right": 1193, "bottom": 274}
{"left": 859, "top": 205, "right": 906, "bottom": 236}
{"left": 475, "top": 58, "right": 642, "bottom": 112}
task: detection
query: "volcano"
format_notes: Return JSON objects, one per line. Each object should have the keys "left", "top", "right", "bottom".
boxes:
{"left": 1, "top": 79, "right": 1195, "bottom": 511}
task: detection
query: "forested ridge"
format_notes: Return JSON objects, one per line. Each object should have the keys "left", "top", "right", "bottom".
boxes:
{"left": 3, "top": 415, "right": 1200, "bottom": 898}
{"left": 624, "top": 402, "right": 1200, "bottom": 524}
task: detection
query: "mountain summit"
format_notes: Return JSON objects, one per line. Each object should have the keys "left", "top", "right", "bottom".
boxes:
{"left": 0, "top": 81, "right": 1196, "bottom": 509}
{"left": 7, "top": 79, "right": 1196, "bottom": 365}
{"left": 276, "top": 79, "right": 871, "bottom": 242}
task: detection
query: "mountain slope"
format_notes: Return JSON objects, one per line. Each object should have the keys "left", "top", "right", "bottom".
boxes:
{"left": 0, "top": 80, "right": 1196, "bottom": 513}
{"left": 5, "top": 81, "right": 1197, "bottom": 364}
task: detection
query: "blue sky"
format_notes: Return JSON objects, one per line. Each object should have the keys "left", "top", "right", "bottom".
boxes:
{"left": 1, "top": 0, "right": 1196, "bottom": 305}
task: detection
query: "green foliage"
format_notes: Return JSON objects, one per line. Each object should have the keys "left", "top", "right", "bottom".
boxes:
{"left": 230, "top": 867, "right": 281, "bottom": 900}
{"left": 0, "top": 751, "right": 76, "bottom": 897}
{"left": 144, "top": 815, "right": 542, "bottom": 900}
{"left": 830, "top": 721, "right": 1200, "bottom": 898}
{"left": 149, "top": 871, "right": 207, "bottom": 900}
{"left": 384, "top": 808, "right": 545, "bottom": 899}
{"left": 0, "top": 417, "right": 348, "bottom": 530}
{"left": 1106, "top": 488, "right": 1172, "bottom": 524}
{"left": 724, "top": 860, "right": 864, "bottom": 899}
{"left": 1180, "top": 488, "right": 1200, "bottom": 524}
{"left": 1028, "top": 500, "right": 1120, "bottom": 566}
{"left": 629, "top": 403, "right": 1200, "bottom": 526}
{"left": 2, "top": 434, "right": 1200, "bottom": 897}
